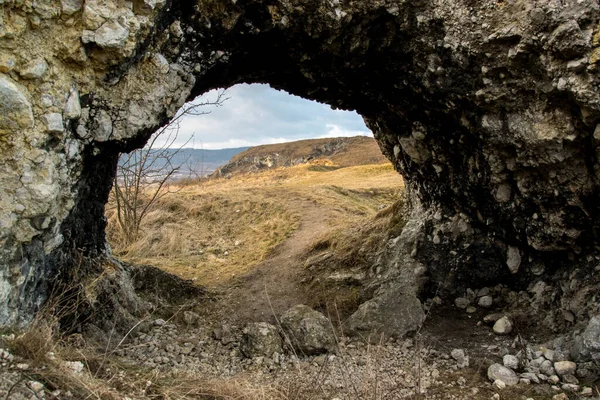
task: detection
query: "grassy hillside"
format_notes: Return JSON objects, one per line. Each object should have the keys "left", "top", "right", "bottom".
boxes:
{"left": 214, "top": 136, "right": 388, "bottom": 176}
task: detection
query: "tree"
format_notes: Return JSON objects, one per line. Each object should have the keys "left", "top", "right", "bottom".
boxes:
{"left": 112, "top": 91, "right": 227, "bottom": 245}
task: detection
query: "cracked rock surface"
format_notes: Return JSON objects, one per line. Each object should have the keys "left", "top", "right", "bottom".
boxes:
{"left": 0, "top": 0, "right": 599, "bottom": 338}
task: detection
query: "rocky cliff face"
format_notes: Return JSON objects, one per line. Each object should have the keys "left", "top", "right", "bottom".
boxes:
{"left": 1, "top": 0, "right": 599, "bottom": 332}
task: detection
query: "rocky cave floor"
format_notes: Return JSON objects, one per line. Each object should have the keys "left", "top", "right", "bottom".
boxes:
{"left": 0, "top": 282, "right": 599, "bottom": 400}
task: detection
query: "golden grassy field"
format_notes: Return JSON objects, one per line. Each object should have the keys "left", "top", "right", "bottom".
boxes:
{"left": 106, "top": 161, "right": 403, "bottom": 288}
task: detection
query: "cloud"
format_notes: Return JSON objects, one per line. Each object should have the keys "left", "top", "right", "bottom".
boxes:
{"left": 319, "top": 124, "right": 373, "bottom": 139}
{"left": 153, "top": 83, "right": 372, "bottom": 149}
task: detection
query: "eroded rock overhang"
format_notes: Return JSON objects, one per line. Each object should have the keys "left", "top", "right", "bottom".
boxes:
{"left": 0, "top": 0, "right": 599, "bottom": 327}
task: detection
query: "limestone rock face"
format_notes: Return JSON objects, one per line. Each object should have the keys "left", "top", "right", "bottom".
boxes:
{"left": 0, "top": 0, "right": 599, "bottom": 332}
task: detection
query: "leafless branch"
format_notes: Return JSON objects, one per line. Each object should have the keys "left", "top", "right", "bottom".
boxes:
{"left": 112, "top": 90, "right": 227, "bottom": 244}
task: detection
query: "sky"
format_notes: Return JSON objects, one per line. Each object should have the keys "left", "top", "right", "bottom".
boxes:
{"left": 162, "top": 83, "right": 372, "bottom": 150}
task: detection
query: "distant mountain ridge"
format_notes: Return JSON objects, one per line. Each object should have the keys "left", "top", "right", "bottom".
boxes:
{"left": 119, "top": 147, "right": 250, "bottom": 179}
{"left": 167, "top": 147, "right": 251, "bottom": 176}
{"left": 212, "top": 136, "right": 387, "bottom": 177}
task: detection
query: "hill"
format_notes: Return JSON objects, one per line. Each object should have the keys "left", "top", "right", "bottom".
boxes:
{"left": 212, "top": 136, "right": 387, "bottom": 177}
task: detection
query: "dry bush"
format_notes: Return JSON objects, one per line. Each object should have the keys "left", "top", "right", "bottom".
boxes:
{"left": 7, "top": 320, "right": 57, "bottom": 364}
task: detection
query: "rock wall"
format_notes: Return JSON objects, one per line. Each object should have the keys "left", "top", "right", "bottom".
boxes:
{"left": 1, "top": 0, "right": 599, "bottom": 329}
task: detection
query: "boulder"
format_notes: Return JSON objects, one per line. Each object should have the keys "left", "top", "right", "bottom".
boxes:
{"left": 345, "top": 290, "right": 425, "bottom": 340}
{"left": 553, "top": 361, "right": 577, "bottom": 376}
{"left": 487, "top": 363, "right": 519, "bottom": 386}
{"left": 281, "top": 305, "right": 336, "bottom": 355}
{"left": 240, "top": 322, "right": 283, "bottom": 358}
{"left": 493, "top": 317, "right": 513, "bottom": 335}
{"left": 572, "top": 315, "right": 600, "bottom": 361}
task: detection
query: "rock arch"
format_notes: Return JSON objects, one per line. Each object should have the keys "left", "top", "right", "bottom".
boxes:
{"left": 1, "top": 0, "right": 599, "bottom": 331}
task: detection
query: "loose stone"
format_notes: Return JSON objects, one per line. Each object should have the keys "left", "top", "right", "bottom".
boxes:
{"left": 493, "top": 317, "right": 513, "bottom": 335}
{"left": 553, "top": 361, "right": 576, "bottom": 376}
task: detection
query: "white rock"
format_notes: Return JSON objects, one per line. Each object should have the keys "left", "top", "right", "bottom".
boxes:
{"left": 566, "top": 58, "right": 588, "bottom": 73}
{"left": 40, "top": 94, "right": 54, "bottom": 108}
{"left": 64, "top": 88, "right": 81, "bottom": 120}
{"left": 169, "top": 21, "right": 184, "bottom": 38}
{"left": 82, "top": 0, "right": 115, "bottom": 30}
{"left": 20, "top": 59, "right": 48, "bottom": 79}
{"left": 42, "top": 113, "right": 64, "bottom": 133}
{"left": 81, "top": 30, "right": 96, "bottom": 43}
{"left": 548, "top": 374, "right": 560, "bottom": 384}
{"left": 63, "top": 361, "right": 84, "bottom": 375}
{"left": 61, "top": 0, "right": 83, "bottom": 15}
{"left": 493, "top": 379, "right": 506, "bottom": 389}
{"left": 503, "top": 354, "right": 519, "bottom": 369}
{"left": 553, "top": 360, "right": 576, "bottom": 376}
{"left": 493, "top": 316, "right": 513, "bottom": 335}
{"left": 495, "top": 183, "right": 511, "bottom": 202}
{"left": 154, "top": 319, "right": 166, "bottom": 326}
{"left": 506, "top": 246, "right": 521, "bottom": 274}
{"left": 93, "top": 109, "right": 113, "bottom": 141}
{"left": 94, "top": 20, "right": 129, "bottom": 48}
{"left": 487, "top": 363, "right": 519, "bottom": 385}
{"left": 27, "top": 381, "right": 44, "bottom": 393}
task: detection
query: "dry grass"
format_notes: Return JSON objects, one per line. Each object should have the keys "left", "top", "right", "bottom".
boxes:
{"left": 107, "top": 188, "right": 299, "bottom": 286}
{"left": 106, "top": 162, "right": 403, "bottom": 288}
{"left": 301, "top": 196, "right": 408, "bottom": 316}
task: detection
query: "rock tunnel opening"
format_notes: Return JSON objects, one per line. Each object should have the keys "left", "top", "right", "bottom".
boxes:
{"left": 0, "top": 0, "right": 599, "bottom": 339}
{"left": 104, "top": 82, "right": 401, "bottom": 323}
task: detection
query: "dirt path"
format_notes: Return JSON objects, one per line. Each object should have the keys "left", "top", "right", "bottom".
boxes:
{"left": 212, "top": 192, "right": 330, "bottom": 324}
